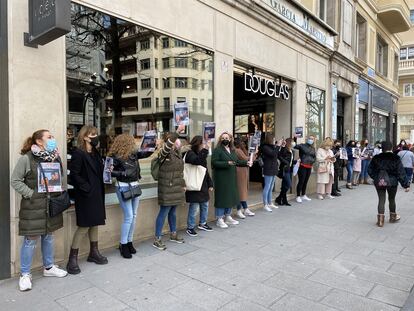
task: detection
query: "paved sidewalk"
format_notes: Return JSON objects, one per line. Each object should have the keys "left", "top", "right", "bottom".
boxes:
{"left": 2, "top": 185, "right": 414, "bottom": 311}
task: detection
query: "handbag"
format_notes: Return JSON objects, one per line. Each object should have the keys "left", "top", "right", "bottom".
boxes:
{"left": 118, "top": 182, "right": 142, "bottom": 200}
{"left": 317, "top": 162, "right": 328, "bottom": 173}
{"left": 38, "top": 162, "right": 71, "bottom": 218}
{"left": 183, "top": 153, "right": 207, "bottom": 191}
{"left": 376, "top": 169, "right": 390, "bottom": 189}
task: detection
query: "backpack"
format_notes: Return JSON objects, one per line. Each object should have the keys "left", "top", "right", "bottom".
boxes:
{"left": 151, "top": 155, "right": 166, "bottom": 181}
{"left": 376, "top": 169, "right": 390, "bottom": 189}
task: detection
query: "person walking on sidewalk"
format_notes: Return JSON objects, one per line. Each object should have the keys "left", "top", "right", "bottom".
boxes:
{"left": 182, "top": 135, "right": 214, "bottom": 237}
{"left": 352, "top": 142, "right": 362, "bottom": 187}
{"left": 108, "top": 134, "right": 153, "bottom": 258}
{"left": 331, "top": 140, "right": 343, "bottom": 197}
{"left": 275, "top": 138, "right": 295, "bottom": 206}
{"left": 67, "top": 125, "right": 107, "bottom": 275}
{"left": 397, "top": 145, "right": 414, "bottom": 184}
{"left": 235, "top": 137, "right": 256, "bottom": 218}
{"left": 316, "top": 138, "right": 336, "bottom": 200}
{"left": 153, "top": 125, "right": 186, "bottom": 250}
{"left": 345, "top": 140, "right": 356, "bottom": 189}
{"left": 11, "top": 129, "right": 68, "bottom": 291}
{"left": 368, "top": 141, "right": 410, "bottom": 227}
{"left": 212, "top": 132, "right": 251, "bottom": 228}
{"left": 294, "top": 135, "right": 316, "bottom": 203}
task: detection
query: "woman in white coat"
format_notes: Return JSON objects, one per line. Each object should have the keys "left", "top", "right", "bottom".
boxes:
{"left": 316, "top": 138, "right": 336, "bottom": 200}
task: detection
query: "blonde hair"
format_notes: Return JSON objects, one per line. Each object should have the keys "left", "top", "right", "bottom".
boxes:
{"left": 108, "top": 134, "right": 136, "bottom": 160}
{"left": 320, "top": 137, "right": 333, "bottom": 149}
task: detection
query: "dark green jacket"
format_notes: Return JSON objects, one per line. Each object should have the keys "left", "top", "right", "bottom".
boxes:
{"left": 157, "top": 133, "right": 185, "bottom": 206}
{"left": 212, "top": 145, "right": 248, "bottom": 208}
{"left": 11, "top": 152, "right": 63, "bottom": 236}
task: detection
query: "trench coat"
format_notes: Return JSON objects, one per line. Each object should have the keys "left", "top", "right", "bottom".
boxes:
{"left": 316, "top": 148, "right": 335, "bottom": 184}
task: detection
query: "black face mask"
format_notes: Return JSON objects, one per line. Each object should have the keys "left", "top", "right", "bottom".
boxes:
{"left": 89, "top": 136, "right": 99, "bottom": 148}
{"left": 222, "top": 139, "right": 230, "bottom": 146}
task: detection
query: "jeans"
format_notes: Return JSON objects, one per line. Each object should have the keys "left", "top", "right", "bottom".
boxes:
{"left": 281, "top": 171, "right": 292, "bottom": 194}
{"left": 296, "top": 167, "right": 312, "bottom": 197}
{"left": 187, "top": 202, "right": 209, "bottom": 229}
{"left": 216, "top": 207, "right": 232, "bottom": 218}
{"left": 376, "top": 186, "right": 398, "bottom": 214}
{"left": 405, "top": 168, "right": 413, "bottom": 183}
{"left": 360, "top": 159, "right": 370, "bottom": 180}
{"left": 21, "top": 234, "right": 54, "bottom": 275}
{"left": 346, "top": 161, "right": 354, "bottom": 183}
{"left": 237, "top": 201, "right": 248, "bottom": 210}
{"left": 263, "top": 175, "right": 276, "bottom": 205}
{"left": 116, "top": 186, "right": 140, "bottom": 244}
{"left": 155, "top": 205, "right": 177, "bottom": 238}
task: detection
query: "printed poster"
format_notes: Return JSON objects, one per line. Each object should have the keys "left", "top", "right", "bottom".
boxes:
{"left": 202, "top": 122, "right": 216, "bottom": 144}
{"left": 141, "top": 130, "right": 157, "bottom": 152}
{"left": 173, "top": 102, "right": 189, "bottom": 126}
{"left": 103, "top": 157, "right": 113, "bottom": 184}
{"left": 37, "top": 163, "right": 62, "bottom": 193}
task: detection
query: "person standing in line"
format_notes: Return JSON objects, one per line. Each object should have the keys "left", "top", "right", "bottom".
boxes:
{"left": 394, "top": 139, "right": 408, "bottom": 155}
{"left": 212, "top": 132, "right": 251, "bottom": 228}
{"left": 368, "top": 141, "right": 410, "bottom": 227}
{"left": 352, "top": 142, "right": 362, "bottom": 186}
{"left": 182, "top": 136, "right": 214, "bottom": 237}
{"left": 275, "top": 138, "right": 295, "bottom": 206}
{"left": 331, "top": 140, "right": 343, "bottom": 197}
{"left": 345, "top": 140, "right": 356, "bottom": 189}
{"left": 11, "top": 129, "right": 68, "bottom": 291}
{"left": 397, "top": 145, "right": 414, "bottom": 184}
{"left": 316, "top": 138, "right": 336, "bottom": 200}
{"left": 359, "top": 139, "right": 372, "bottom": 185}
{"left": 67, "top": 125, "right": 107, "bottom": 275}
{"left": 235, "top": 137, "right": 256, "bottom": 218}
{"left": 294, "top": 135, "right": 316, "bottom": 203}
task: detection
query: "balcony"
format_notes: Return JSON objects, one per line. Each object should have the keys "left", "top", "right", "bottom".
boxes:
{"left": 376, "top": 0, "right": 411, "bottom": 33}
{"left": 399, "top": 59, "right": 414, "bottom": 76}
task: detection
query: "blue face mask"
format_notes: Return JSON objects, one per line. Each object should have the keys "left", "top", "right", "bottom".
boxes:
{"left": 46, "top": 139, "right": 57, "bottom": 152}
{"left": 307, "top": 139, "right": 314, "bottom": 145}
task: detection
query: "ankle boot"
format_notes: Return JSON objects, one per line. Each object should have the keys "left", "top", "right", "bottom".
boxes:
{"left": 376, "top": 214, "right": 385, "bottom": 227}
{"left": 87, "top": 241, "right": 108, "bottom": 265}
{"left": 275, "top": 195, "right": 282, "bottom": 206}
{"left": 390, "top": 213, "right": 401, "bottom": 223}
{"left": 282, "top": 193, "right": 291, "bottom": 206}
{"left": 119, "top": 243, "right": 132, "bottom": 259}
{"left": 66, "top": 248, "right": 81, "bottom": 275}
{"left": 127, "top": 242, "right": 137, "bottom": 254}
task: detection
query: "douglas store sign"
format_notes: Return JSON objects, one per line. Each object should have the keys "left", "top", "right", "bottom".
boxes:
{"left": 244, "top": 73, "right": 290, "bottom": 100}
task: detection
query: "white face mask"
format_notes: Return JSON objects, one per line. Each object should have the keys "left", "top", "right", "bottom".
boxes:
{"left": 291, "top": 142, "right": 296, "bottom": 148}
{"left": 356, "top": 144, "right": 361, "bottom": 148}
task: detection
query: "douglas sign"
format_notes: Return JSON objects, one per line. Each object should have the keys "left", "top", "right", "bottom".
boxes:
{"left": 244, "top": 73, "right": 290, "bottom": 100}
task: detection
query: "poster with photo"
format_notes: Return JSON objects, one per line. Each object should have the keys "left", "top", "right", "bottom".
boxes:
{"left": 248, "top": 131, "right": 262, "bottom": 154}
{"left": 37, "top": 163, "right": 62, "bottom": 193}
{"left": 295, "top": 127, "right": 304, "bottom": 138}
{"left": 103, "top": 157, "right": 113, "bottom": 184}
{"left": 173, "top": 102, "right": 189, "bottom": 126}
{"left": 202, "top": 122, "right": 216, "bottom": 144}
{"left": 352, "top": 147, "right": 361, "bottom": 158}
{"left": 141, "top": 130, "right": 157, "bottom": 152}
{"left": 339, "top": 148, "right": 348, "bottom": 160}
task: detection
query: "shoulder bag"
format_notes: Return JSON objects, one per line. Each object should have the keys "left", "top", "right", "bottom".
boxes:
{"left": 183, "top": 153, "right": 207, "bottom": 191}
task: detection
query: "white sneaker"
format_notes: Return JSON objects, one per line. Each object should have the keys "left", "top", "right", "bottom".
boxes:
{"left": 19, "top": 274, "right": 32, "bottom": 291}
{"left": 244, "top": 208, "right": 255, "bottom": 216}
{"left": 302, "top": 195, "right": 312, "bottom": 201}
{"left": 225, "top": 215, "right": 239, "bottom": 225}
{"left": 326, "top": 194, "right": 335, "bottom": 199}
{"left": 263, "top": 204, "right": 273, "bottom": 212}
{"left": 236, "top": 210, "right": 246, "bottom": 219}
{"left": 296, "top": 197, "right": 303, "bottom": 203}
{"left": 317, "top": 194, "right": 324, "bottom": 200}
{"left": 216, "top": 218, "right": 229, "bottom": 229}
{"left": 269, "top": 204, "right": 279, "bottom": 209}
{"left": 43, "top": 265, "right": 68, "bottom": 278}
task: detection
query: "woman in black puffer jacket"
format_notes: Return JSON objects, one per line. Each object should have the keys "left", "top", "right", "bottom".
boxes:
{"left": 368, "top": 141, "right": 410, "bottom": 227}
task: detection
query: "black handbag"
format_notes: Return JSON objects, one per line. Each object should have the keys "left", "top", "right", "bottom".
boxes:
{"left": 118, "top": 182, "right": 142, "bottom": 200}
{"left": 38, "top": 162, "right": 71, "bottom": 217}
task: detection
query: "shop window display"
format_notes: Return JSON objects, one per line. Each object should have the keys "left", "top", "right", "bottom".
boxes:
{"left": 305, "top": 86, "right": 325, "bottom": 141}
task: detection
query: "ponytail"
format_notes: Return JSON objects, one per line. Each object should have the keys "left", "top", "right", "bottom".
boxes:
{"left": 20, "top": 129, "right": 49, "bottom": 155}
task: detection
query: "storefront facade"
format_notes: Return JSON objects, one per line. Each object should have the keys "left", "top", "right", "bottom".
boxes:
{"left": 3, "top": 0, "right": 335, "bottom": 277}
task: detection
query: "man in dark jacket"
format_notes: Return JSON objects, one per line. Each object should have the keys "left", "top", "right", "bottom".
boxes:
{"left": 368, "top": 141, "right": 410, "bottom": 227}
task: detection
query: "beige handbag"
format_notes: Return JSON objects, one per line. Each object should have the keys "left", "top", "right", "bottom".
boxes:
{"left": 183, "top": 153, "right": 207, "bottom": 191}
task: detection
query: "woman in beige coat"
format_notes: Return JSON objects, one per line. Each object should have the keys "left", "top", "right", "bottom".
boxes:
{"left": 316, "top": 138, "right": 336, "bottom": 200}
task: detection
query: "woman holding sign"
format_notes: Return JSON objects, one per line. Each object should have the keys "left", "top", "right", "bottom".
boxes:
{"left": 11, "top": 129, "right": 68, "bottom": 291}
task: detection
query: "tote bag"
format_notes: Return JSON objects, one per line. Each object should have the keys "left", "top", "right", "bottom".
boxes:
{"left": 183, "top": 153, "right": 207, "bottom": 191}
{"left": 293, "top": 161, "right": 300, "bottom": 176}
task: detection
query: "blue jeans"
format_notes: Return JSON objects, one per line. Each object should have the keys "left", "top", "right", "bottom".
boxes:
{"left": 346, "top": 161, "right": 354, "bottom": 183}
{"left": 155, "top": 205, "right": 177, "bottom": 238}
{"left": 281, "top": 171, "right": 292, "bottom": 193}
{"left": 263, "top": 175, "right": 276, "bottom": 205}
{"left": 187, "top": 202, "right": 209, "bottom": 229}
{"left": 116, "top": 187, "right": 140, "bottom": 244}
{"left": 215, "top": 207, "right": 232, "bottom": 218}
{"left": 360, "top": 159, "right": 370, "bottom": 180}
{"left": 405, "top": 168, "right": 413, "bottom": 183}
{"left": 21, "top": 234, "right": 54, "bottom": 275}
{"left": 237, "top": 201, "right": 248, "bottom": 210}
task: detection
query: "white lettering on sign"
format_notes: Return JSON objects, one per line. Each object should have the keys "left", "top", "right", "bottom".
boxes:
{"left": 244, "top": 73, "right": 290, "bottom": 100}
{"left": 34, "top": 0, "right": 56, "bottom": 22}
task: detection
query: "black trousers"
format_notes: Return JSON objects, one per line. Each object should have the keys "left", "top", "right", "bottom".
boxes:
{"left": 332, "top": 169, "right": 341, "bottom": 193}
{"left": 296, "top": 166, "right": 312, "bottom": 197}
{"left": 376, "top": 186, "right": 397, "bottom": 214}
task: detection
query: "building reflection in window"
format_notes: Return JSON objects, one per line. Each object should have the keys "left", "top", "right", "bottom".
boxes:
{"left": 305, "top": 86, "right": 325, "bottom": 141}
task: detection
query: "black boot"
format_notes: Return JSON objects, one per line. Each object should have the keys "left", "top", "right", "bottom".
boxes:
{"left": 282, "top": 193, "right": 291, "bottom": 206}
{"left": 119, "top": 243, "right": 132, "bottom": 259}
{"left": 87, "top": 241, "right": 108, "bottom": 265}
{"left": 275, "top": 195, "right": 283, "bottom": 206}
{"left": 127, "top": 242, "right": 137, "bottom": 254}
{"left": 66, "top": 248, "right": 81, "bottom": 275}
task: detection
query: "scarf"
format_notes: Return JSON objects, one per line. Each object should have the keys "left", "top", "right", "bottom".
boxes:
{"left": 31, "top": 144, "right": 58, "bottom": 162}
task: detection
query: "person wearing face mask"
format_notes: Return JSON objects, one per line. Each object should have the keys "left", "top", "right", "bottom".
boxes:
{"left": 359, "top": 139, "right": 372, "bottom": 185}
{"left": 275, "top": 138, "right": 295, "bottom": 206}
{"left": 345, "top": 140, "right": 356, "bottom": 189}
{"left": 108, "top": 134, "right": 154, "bottom": 258}
{"left": 66, "top": 125, "right": 107, "bottom": 275}
{"left": 316, "top": 138, "right": 336, "bottom": 200}
{"left": 394, "top": 139, "right": 407, "bottom": 155}
{"left": 11, "top": 129, "right": 68, "bottom": 291}
{"left": 153, "top": 124, "right": 186, "bottom": 250}
{"left": 331, "top": 140, "right": 343, "bottom": 197}
{"left": 212, "top": 132, "right": 251, "bottom": 228}
{"left": 352, "top": 142, "right": 362, "bottom": 186}
{"left": 294, "top": 135, "right": 317, "bottom": 203}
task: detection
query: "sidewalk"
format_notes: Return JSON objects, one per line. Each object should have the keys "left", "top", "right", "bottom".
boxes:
{"left": 2, "top": 184, "right": 414, "bottom": 311}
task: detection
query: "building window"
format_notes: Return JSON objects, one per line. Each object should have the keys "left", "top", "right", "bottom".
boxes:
{"left": 155, "top": 97, "right": 159, "bottom": 108}
{"left": 356, "top": 13, "right": 367, "bottom": 61}
{"left": 201, "top": 60, "right": 206, "bottom": 70}
{"left": 163, "top": 97, "right": 170, "bottom": 109}
{"left": 177, "top": 97, "right": 186, "bottom": 103}
{"left": 154, "top": 58, "right": 158, "bottom": 69}
{"left": 411, "top": 9, "right": 414, "bottom": 23}
{"left": 208, "top": 99, "right": 213, "bottom": 110}
{"left": 192, "top": 98, "right": 198, "bottom": 111}
{"left": 208, "top": 60, "right": 213, "bottom": 72}
{"left": 394, "top": 53, "right": 399, "bottom": 83}
{"left": 200, "top": 99, "right": 205, "bottom": 110}
{"left": 154, "top": 38, "right": 158, "bottom": 49}
{"left": 140, "top": 58, "right": 150, "bottom": 70}
{"left": 403, "top": 84, "right": 414, "bottom": 97}
{"left": 201, "top": 79, "right": 205, "bottom": 90}
{"left": 371, "top": 112, "right": 388, "bottom": 143}
{"left": 192, "top": 78, "right": 198, "bottom": 90}
{"left": 163, "top": 78, "right": 170, "bottom": 89}
{"left": 305, "top": 86, "right": 325, "bottom": 141}
{"left": 175, "top": 77, "right": 188, "bottom": 88}
{"left": 192, "top": 59, "right": 199, "bottom": 70}
{"left": 319, "top": 0, "right": 327, "bottom": 21}
{"left": 155, "top": 78, "right": 159, "bottom": 89}
{"left": 142, "top": 98, "right": 151, "bottom": 108}
{"left": 140, "top": 39, "right": 150, "bottom": 50}
{"left": 401, "top": 48, "right": 408, "bottom": 60}
{"left": 162, "top": 37, "right": 169, "bottom": 48}
{"left": 409, "top": 47, "right": 414, "bottom": 59}
{"left": 342, "top": 0, "right": 353, "bottom": 45}
{"left": 162, "top": 57, "right": 170, "bottom": 69}
{"left": 175, "top": 57, "right": 188, "bottom": 68}
{"left": 376, "top": 35, "right": 388, "bottom": 76}
{"left": 208, "top": 80, "right": 213, "bottom": 91}
{"left": 174, "top": 39, "right": 188, "bottom": 47}
{"left": 141, "top": 78, "right": 151, "bottom": 89}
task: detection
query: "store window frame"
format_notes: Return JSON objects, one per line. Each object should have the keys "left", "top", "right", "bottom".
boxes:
{"left": 305, "top": 85, "right": 326, "bottom": 141}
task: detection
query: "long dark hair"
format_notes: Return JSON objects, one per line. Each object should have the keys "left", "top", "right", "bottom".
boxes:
{"left": 234, "top": 137, "right": 248, "bottom": 155}
{"left": 21, "top": 129, "right": 49, "bottom": 155}
{"left": 190, "top": 135, "right": 203, "bottom": 153}
{"left": 346, "top": 140, "right": 355, "bottom": 148}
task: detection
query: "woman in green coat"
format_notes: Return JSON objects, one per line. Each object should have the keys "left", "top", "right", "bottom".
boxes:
{"left": 212, "top": 132, "right": 251, "bottom": 228}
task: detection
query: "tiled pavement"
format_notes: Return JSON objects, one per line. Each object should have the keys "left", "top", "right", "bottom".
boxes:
{"left": 2, "top": 184, "right": 414, "bottom": 311}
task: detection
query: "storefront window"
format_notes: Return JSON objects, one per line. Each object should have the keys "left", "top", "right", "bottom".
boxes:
{"left": 66, "top": 4, "right": 214, "bottom": 201}
{"left": 305, "top": 86, "right": 325, "bottom": 141}
{"left": 371, "top": 112, "right": 388, "bottom": 142}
